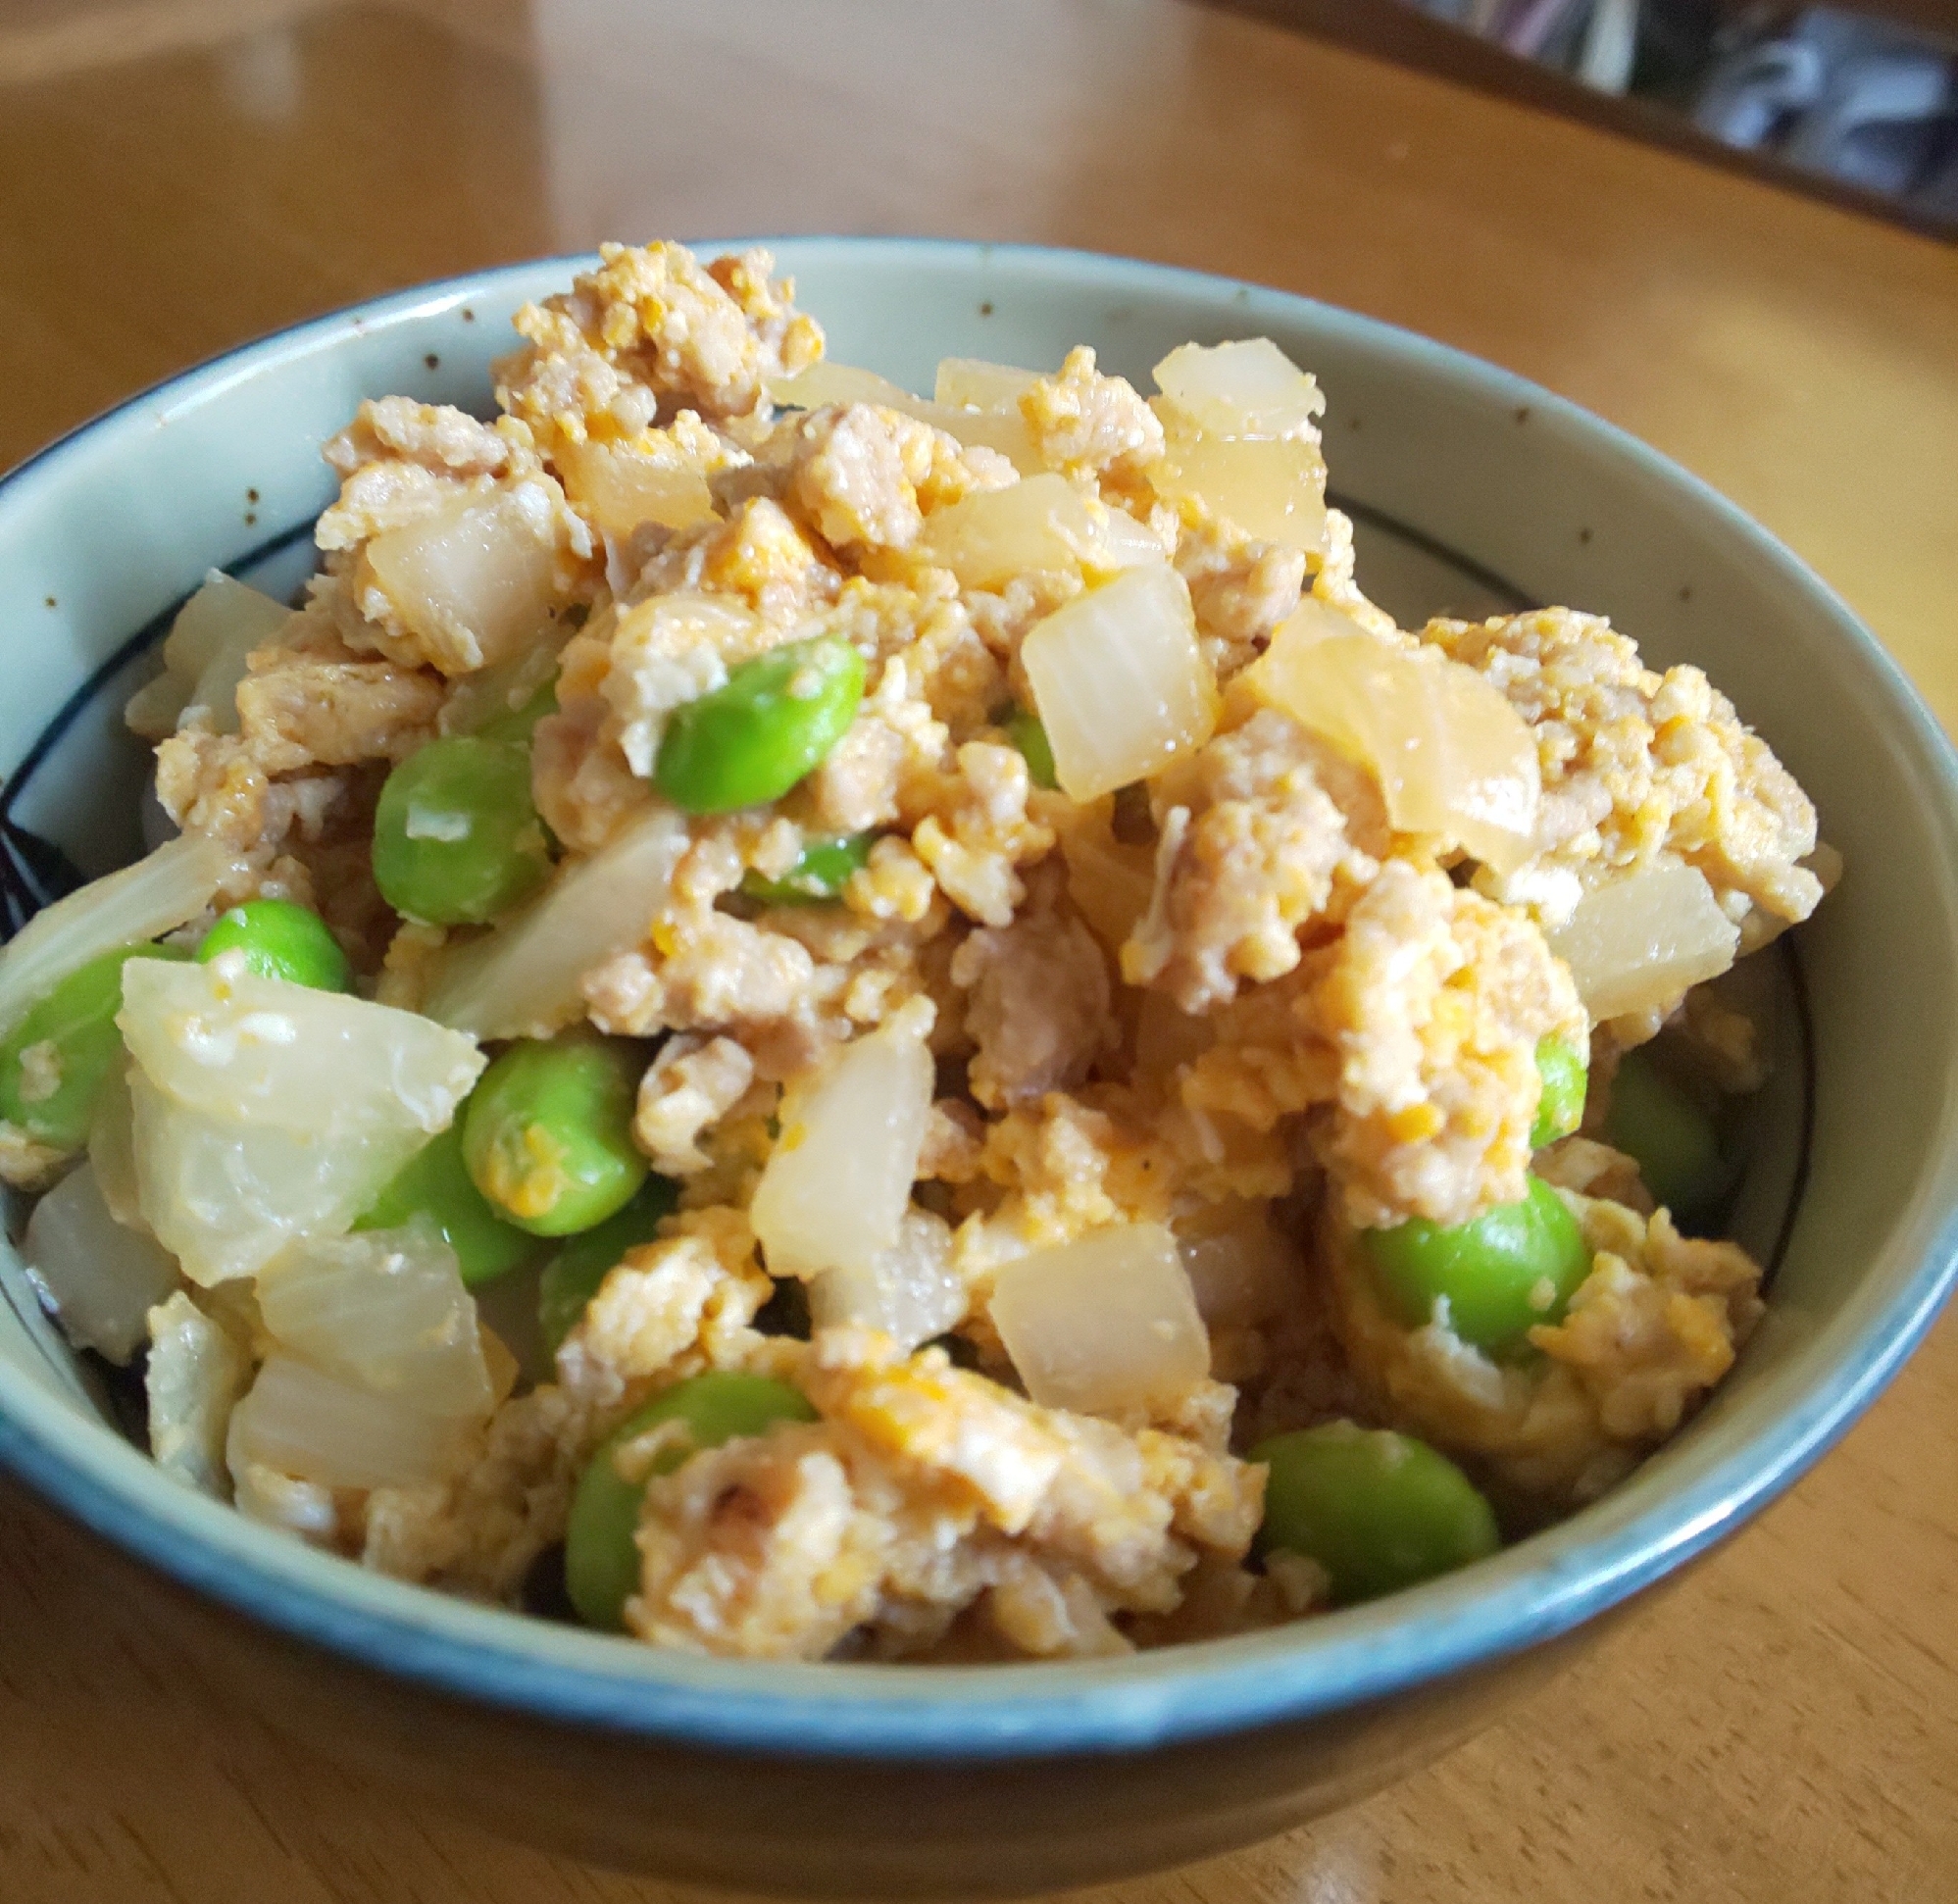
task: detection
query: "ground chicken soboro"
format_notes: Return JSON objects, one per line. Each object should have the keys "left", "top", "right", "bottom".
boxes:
{"left": 0, "top": 240, "right": 1832, "bottom": 1663}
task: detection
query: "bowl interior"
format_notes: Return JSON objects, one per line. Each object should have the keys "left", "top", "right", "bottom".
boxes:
{"left": 1, "top": 239, "right": 1954, "bottom": 1757}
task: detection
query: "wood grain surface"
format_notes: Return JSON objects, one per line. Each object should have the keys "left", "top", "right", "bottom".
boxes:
{"left": 0, "top": 4, "right": 1953, "bottom": 1899}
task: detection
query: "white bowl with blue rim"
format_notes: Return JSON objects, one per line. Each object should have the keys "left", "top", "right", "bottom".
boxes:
{"left": 2, "top": 240, "right": 1954, "bottom": 1900}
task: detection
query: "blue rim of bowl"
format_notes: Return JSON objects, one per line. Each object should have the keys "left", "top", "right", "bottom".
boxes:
{"left": 0, "top": 239, "right": 1954, "bottom": 1762}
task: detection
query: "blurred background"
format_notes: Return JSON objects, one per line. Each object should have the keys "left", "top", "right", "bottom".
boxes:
{"left": 1395, "top": 0, "right": 1958, "bottom": 221}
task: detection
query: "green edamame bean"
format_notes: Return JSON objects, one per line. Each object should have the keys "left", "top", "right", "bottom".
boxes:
{"left": 1003, "top": 707, "right": 1058, "bottom": 791}
{"left": 739, "top": 832, "right": 875, "bottom": 906}
{"left": 1604, "top": 1049, "right": 1727, "bottom": 1219}
{"left": 565, "top": 1373, "right": 818, "bottom": 1629}
{"left": 356, "top": 1121, "right": 539, "bottom": 1288}
{"left": 1530, "top": 1034, "right": 1588, "bottom": 1149}
{"left": 1363, "top": 1174, "right": 1592, "bottom": 1357}
{"left": 0, "top": 943, "right": 187, "bottom": 1149}
{"left": 477, "top": 677, "right": 558, "bottom": 747}
{"left": 654, "top": 636, "right": 865, "bottom": 815}
{"left": 463, "top": 1033, "right": 648, "bottom": 1237}
{"left": 1252, "top": 1421, "right": 1499, "bottom": 1606}
{"left": 197, "top": 898, "right": 350, "bottom": 992}
{"left": 373, "top": 736, "right": 552, "bottom": 927}
{"left": 537, "top": 1173, "right": 680, "bottom": 1352}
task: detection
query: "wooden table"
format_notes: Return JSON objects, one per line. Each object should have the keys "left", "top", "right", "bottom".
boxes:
{"left": 1, "top": 3, "right": 1954, "bottom": 1899}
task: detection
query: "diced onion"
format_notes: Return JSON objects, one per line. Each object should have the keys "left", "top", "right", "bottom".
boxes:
{"left": 1022, "top": 565, "right": 1217, "bottom": 802}
{"left": 1080, "top": 501, "right": 1172, "bottom": 574}
{"left": 1265, "top": 595, "right": 1375, "bottom": 650}
{"left": 23, "top": 1161, "right": 180, "bottom": 1363}
{"left": 1152, "top": 426, "right": 1329, "bottom": 556}
{"left": 162, "top": 573, "right": 287, "bottom": 678}
{"left": 146, "top": 1290, "right": 250, "bottom": 1496}
{"left": 122, "top": 962, "right": 484, "bottom": 1285}
{"left": 438, "top": 633, "right": 567, "bottom": 738}
{"left": 1174, "top": 1199, "right": 1294, "bottom": 1328}
{"left": 767, "top": 363, "right": 918, "bottom": 411}
{"left": 1152, "top": 338, "right": 1326, "bottom": 441}
{"left": 126, "top": 1075, "right": 376, "bottom": 1288}
{"left": 1248, "top": 627, "right": 1540, "bottom": 875}
{"left": 1058, "top": 806, "right": 1155, "bottom": 951}
{"left": 148, "top": 572, "right": 292, "bottom": 736}
{"left": 989, "top": 1222, "right": 1210, "bottom": 1417}
{"left": 87, "top": 1055, "right": 145, "bottom": 1228}
{"left": 364, "top": 489, "right": 562, "bottom": 676}
{"left": 257, "top": 1224, "right": 492, "bottom": 1419}
{"left": 934, "top": 358, "right": 1039, "bottom": 411}
{"left": 424, "top": 805, "right": 690, "bottom": 1039}
{"left": 228, "top": 1354, "right": 477, "bottom": 1490}
{"left": 554, "top": 437, "right": 719, "bottom": 536}
{"left": 120, "top": 958, "right": 485, "bottom": 1134}
{"left": 918, "top": 475, "right": 1164, "bottom": 589}
{"left": 750, "top": 1019, "right": 934, "bottom": 1281}
{"left": 1546, "top": 861, "right": 1740, "bottom": 1022}
{"left": 0, "top": 833, "right": 238, "bottom": 1043}
{"left": 807, "top": 1209, "right": 965, "bottom": 1353}
{"left": 767, "top": 364, "right": 1041, "bottom": 474}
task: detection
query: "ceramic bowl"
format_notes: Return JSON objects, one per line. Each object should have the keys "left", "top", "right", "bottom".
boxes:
{"left": 2, "top": 241, "right": 1955, "bottom": 1901}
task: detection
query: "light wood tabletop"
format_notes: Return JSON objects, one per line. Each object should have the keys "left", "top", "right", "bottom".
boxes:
{"left": 1, "top": 3, "right": 1954, "bottom": 1899}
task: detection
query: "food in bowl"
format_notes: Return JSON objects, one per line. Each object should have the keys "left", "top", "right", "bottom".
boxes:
{"left": 0, "top": 240, "right": 1835, "bottom": 1663}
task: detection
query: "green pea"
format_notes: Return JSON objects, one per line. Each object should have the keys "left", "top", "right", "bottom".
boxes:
{"left": 356, "top": 1121, "right": 539, "bottom": 1288}
{"left": 538, "top": 1174, "right": 680, "bottom": 1352}
{"left": 739, "top": 832, "right": 875, "bottom": 906}
{"left": 1003, "top": 706, "right": 1058, "bottom": 791}
{"left": 1604, "top": 1049, "right": 1727, "bottom": 1220}
{"left": 477, "top": 676, "right": 559, "bottom": 747}
{"left": 0, "top": 943, "right": 187, "bottom": 1149}
{"left": 197, "top": 898, "right": 350, "bottom": 992}
{"left": 373, "top": 736, "right": 552, "bottom": 927}
{"left": 463, "top": 1033, "right": 649, "bottom": 1237}
{"left": 565, "top": 1373, "right": 818, "bottom": 1629}
{"left": 1530, "top": 1034, "right": 1587, "bottom": 1149}
{"left": 1363, "top": 1175, "right": 1592, "bottom": 1357}
{"left": 654, "top": 636, "right": 866, "bottom": 815}
{"left": 1252, "top": 1421, "right": 1499, "bottom": 1606}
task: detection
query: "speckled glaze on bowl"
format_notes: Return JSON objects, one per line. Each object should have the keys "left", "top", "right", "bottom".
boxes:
{"left": 1, "top": 242, "right": 1955, "bottom": 1901}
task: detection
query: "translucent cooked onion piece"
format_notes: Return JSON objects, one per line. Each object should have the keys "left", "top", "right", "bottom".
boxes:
{"left": 989, "top": 1222, "right": 1210, "bottom": 1417}
{"left": 363, "top": 489, "right": 562, "bottom": 676}
{"left": 23, "top": 1161, "right": 180, "bottom": 1363}
{"left": 0, "top": 834, "right": 237, "bottom": 1044}
{"left": 750, "top": 1018, "right": 934, "bottom": 1281}
{"left": 934, "top": 357, "right": 1040, "bottom": 411}
{"left": 1248, "top": 626, "right": 1540, "bottom": 875}
{"left": 424, "top": 805, "right": 690, "bottom": 1039}
{"left": 146, "top": 1290, "right": 250, "bottom": 1496}
{"left": 120, "top": 958, "right": 484, "bottom": 1132}
{"left": 917, "top": 474, "right": 1120, "bottom": 589}
{"left": 1022, "top": 565, "right": 1217, "bottom": 802}
{"left": 1546, "top": 861, "right": 1740, "bottom": 1023}
{"left": 1153, "top": 427, "right": 1329, "bottom": 556}
{"left": 134, "top": 572, "right": 293, "bottom": 737}
{"left": 1058, "top": 806, "right": 1156, "bottom": 951}
{"left": 553, "top": 438, "right": 718, "bottom": 536}
{"left": 228, "top": 1353, "right": 478, "bottom": 1490}
{"left": 767, "top": 363, "right": 918, "bottom": 411}
{"left": 129, "top": 1074, "right": 398, "bottom": 1286}
{"left": 121, "top": 961, "right": 485, "bottom": 1285}
{"left": 766, "top": 364, "right": 1042, "bottom": 474}
{"left": 257, "top": 1223, "right": 492, "bottom": 1419}
{"left": 87, "top": 1055, "right": 145, "bottom": 1228}
{"left": 1152, "top": 338, "right": 1326, "bottom": 441}
{"left": 807, "top": 1209, "right": 965, "bottom": 1353}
